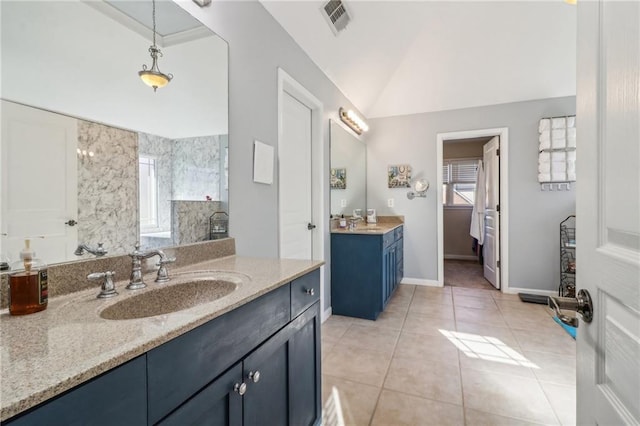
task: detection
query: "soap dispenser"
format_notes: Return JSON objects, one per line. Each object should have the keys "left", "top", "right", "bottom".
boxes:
{"left": 9, "top": 239, "right": 48, "bottom": 315}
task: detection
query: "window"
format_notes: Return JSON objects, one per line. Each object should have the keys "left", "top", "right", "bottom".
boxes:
{"left": 443, "top": 159, "right": 479, "bottom": 206}
{"left": 139, "top": 156, "right": 158, "bottom": 229}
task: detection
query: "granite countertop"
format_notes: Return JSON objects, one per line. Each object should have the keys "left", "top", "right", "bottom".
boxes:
{"left": 0, "top": 255, "right": 323, "bottom": 421}
{"left": 331, "top": 222, "right": 403, "bottom": 235}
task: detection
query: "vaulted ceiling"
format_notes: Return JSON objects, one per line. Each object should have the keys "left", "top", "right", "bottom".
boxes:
{"left": 261, "top": 1, "right": 577, "bottom": 119}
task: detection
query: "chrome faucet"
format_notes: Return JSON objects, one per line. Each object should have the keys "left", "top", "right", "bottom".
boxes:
{"left": 75, "top": 242, "right": 108, "bottom": 257}
{"left": 127, "top": 243, "right": 175, "bottom": 290}
{"left": 348, "top": 216, "right": 362, "bottom": 231}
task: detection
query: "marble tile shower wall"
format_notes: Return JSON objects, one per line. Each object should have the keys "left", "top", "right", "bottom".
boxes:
{"left": 172, "top": 136, "right": 221, "bottom": 201}
{"left": 138, "top": 133, "right": 173, "bottom": 232}
{"left": 172, "top": 201, "right": 222, "bottom": 245}
{"left": 77, "top": 120, "right": 138, "bottom": 255}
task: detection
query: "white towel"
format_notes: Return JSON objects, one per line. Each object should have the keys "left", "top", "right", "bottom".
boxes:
{"left": 552, "top": 161, "right": 567, "bottom": 173}
{"left": 567, "top": 150, "right": 576, "bottom": 161}
{"left": 538, "top": 118, "right": 551, "bottom": 133}
{"left": 539, "top": 151, "right": 551, "bottom": 162}
{"left": 552, "top": 171, "right": 567, "bottom": 182}
{"left": 538, "top": 173, "right": 551, "bottom": 182}
{"left": 567, "top": 116, "right": 576, "bottom": 128}
{"left": 538, "top": 162, "right": 551, "bottom": 173}
{"left": 551, "top": 137, "right": 567, "bottom": 149}
{"left": 470, "top": 160, "right": 485, "bottom": 244}
{"left": 552, "top": 117, "right": 567, "bottom": 129}
{"left": 567, "top": 172, "right": 576, "bottom": 181}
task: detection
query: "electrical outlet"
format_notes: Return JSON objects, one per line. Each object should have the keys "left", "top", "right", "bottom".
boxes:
{"left": 387, "top": 198, "right": 394, "bottom": 207}
{"left": 341, "top": 199, "right": 347, "bottom": 207}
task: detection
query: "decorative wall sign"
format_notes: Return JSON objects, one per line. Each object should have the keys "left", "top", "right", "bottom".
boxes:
{"left": 330, "top": 168, "right": 347, "bottom": 189}
{"left": 388, "top": 164, "right": 411, "bottom": 188}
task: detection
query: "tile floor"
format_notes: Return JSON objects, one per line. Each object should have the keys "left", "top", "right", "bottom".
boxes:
{"left": 321, "top": 285, "right": 576, "bottom": 425}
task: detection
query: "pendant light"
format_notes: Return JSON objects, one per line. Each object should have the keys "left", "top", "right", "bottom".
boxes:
{"left": 139, "top": 0, "right": 173, "bottom": 91}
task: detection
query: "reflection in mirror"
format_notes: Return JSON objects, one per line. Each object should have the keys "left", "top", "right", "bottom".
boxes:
{"left": 330, "top": 120, "right": 366, "bottom": 217}
{"left": 0, "top": 0, "right": 228, "bottom": 265}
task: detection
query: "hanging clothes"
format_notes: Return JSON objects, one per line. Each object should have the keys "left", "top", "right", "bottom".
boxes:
{"left": 470, "top": 159, "right": 486, "bottom": 245}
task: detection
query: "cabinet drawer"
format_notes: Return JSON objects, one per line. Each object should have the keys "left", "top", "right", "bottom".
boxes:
{"left": 147, "top": 284, "right": 291, "bottom": 424}
{"left": 394, "top": 226, "right": 403, "bottom": 241}
{"left": 291, "top": 269, "right": 320, "bottom": 319}
{"left": 383, "top": 232, "right": 395, "bottom": 248}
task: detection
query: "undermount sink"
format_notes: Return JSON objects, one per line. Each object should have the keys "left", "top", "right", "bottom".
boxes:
{"left": 99, "top": 271, "right": 248, "bottom": 320}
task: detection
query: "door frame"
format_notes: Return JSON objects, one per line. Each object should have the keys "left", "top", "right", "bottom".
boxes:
{"left": 276, "top": 68, "right": 327, "bottom": 316}
{"left": 436, "top": 127, "right": 510, "bottom": 292}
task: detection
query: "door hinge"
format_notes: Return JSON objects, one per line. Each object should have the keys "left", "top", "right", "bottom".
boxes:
{"left": 496, "top": 148, "right": 500, "bottom": 156}
{"left": 497, "top": 260, "right": 501, "bottom": 268}
{"left": 496, "top": 204, "right": 500, "bottom": 212}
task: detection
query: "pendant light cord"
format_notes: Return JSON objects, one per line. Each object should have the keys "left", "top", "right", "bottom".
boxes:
{"left": 152, "top": 0, "right": 157, "bottom": 48}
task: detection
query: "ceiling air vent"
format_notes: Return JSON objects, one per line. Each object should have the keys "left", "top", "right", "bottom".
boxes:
{"left": 322, "top": 0, "right": 351, "bottom": 36}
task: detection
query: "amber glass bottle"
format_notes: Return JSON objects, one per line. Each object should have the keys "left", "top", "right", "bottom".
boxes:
{"left": 9, "top": 240, "right": 48, "bottom": 316}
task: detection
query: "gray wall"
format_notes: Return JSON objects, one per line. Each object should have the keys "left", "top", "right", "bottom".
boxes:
{"left": 179, "top": 1, "right": 366, "bottom": 311}
{"left": 367, "top": 96, "right": 576, "bottom": 292}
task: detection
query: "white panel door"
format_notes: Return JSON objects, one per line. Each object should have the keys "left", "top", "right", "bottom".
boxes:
{"left": 1, "top": 101, "right": 78, "bottom": 264}
{"left": 483, "top": 136, "right": 500, "bottom": 289}
{"left": 576, "top": 2, "right": 640, "bottom": 424}
{"left": 279, "top": 92, "right": 312, "bottom": 260}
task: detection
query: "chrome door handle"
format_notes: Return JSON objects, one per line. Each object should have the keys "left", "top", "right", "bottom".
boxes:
{"left": 548, "top": 289, "right": 593, "bottom": 327}
{"left": 305, "top": 288, "right": 315, "bottom": 296}
{"left": 307, "top": 223, "right": 316, "bottom": 230}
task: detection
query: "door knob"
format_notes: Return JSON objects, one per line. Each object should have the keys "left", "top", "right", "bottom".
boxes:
{"left": 248, "top": 370, "right": 261, "bottom": 383}
{"left": 307, "top": 223, "right": 316, "bottom": 230}
{"left": 548, "top": 289, "right": 593, "bottom": 327}
{"left": 65, "top": 219, "right": 78, "bottom": 227}
{"left": 234, "top": 382, "right": 247, "bottom": 396}
{"left": 306, "top": 288, "right": 315, "bottom": 296}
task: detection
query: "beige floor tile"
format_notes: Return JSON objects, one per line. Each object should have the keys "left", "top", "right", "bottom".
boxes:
{"left": 385, "top": 294, "right": 412, "bottom": 311}
{"left": 338, "top": 324, "right": 401, "bottom": 355}
{"left": 384, "top": 357, "right": 463, "bottom": 404}
{"left": 358, "top": 308, "right": 407, "bottom": 330}
{"left": 323, "top": 345, "right": 393, "bottom": 387}
{"left": 464, "top": 408, "right": 547, "bottom": 426}
{"left": 394, "top": 331, "right": 460, "bottom": 366}
{"left": 415, "top": 285, "right": 452, "bottom": 295}
{"left": 395, "top": 284, "right": 416, "bottom": 297}
{"left": 511, "top": 328, "right": 576, "bottom": 356}
{"left": 457, "top": 344, "right": 537, "bottom": 379}
{"left": 460, "top": 368, "right": 559, "bottom": 425}
{"left": 495, "top": 299, "right": 549, "bottom": 312}
{"left": 322, "top": 321, "right": 352, "bottom": 341}
{"left": 454, "top": 321, "right": 519, "bottom": 347}
{"left": 539, "top": 381, "right": 576, "bottom": 426}
{"left": 408, "top": 298, "right": 456, "bottom": 318}
{"left": 453, "top": 295, "right": 499, "bottom": 310}
{"left": 322, "top": 338, "right": 337, "bottom": 361}
{"left": 371, "top": 390, "right": 464, "bottom": 426}
{"left": 322, "top": 375, "right": 381, "bottom": 426}
{"left": 451, "top": 287, "right": 497, "bottom": 299}
{"left": 403, "top": 311, "right": 457, "bottom": 336}
{"left": 412, "top": 291, "right": 454, "bottom": 306}
{"left": 490, "top": 292, "right": 522, "bottom": 301}
{"left": 455, "top": 306, "right": 508, "bottom": 327}
{"left": 502, "top": 310, "right": 562, "bottom": 332}
{"left": 523, "top": 350, "right": 576, "bottom": 386}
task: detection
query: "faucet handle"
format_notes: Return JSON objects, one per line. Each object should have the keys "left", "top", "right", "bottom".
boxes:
{"left": 95, "top": 242, "right": 108, "bottom": 256}
{"left": 155, "top": 257, "right": 175, "bottom": 283}
{"left": 88, "top": 271, "right": 117, "bottom": 299}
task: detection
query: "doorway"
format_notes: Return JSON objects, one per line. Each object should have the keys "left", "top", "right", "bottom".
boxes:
{"left": 436, "top": 127, "right": 510, "bottom": 292}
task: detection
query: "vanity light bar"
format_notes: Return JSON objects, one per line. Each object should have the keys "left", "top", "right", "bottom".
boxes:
{"left": 339, "top": 107, "right": 369, "bottom": 135}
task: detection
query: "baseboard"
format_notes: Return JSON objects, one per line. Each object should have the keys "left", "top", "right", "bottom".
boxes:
{"left": 401, "top": 277, "right": 442, "bottom": 287}
{"left": 444, "top": 255, "right": 478, "bottom": 261}
{"left": 505, "top": 287, "right": 557, "bottom": 296}
{"left": 321, "top": 307, "right": 332, "bottom": 323}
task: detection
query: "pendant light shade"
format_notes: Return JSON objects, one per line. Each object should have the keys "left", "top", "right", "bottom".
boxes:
{"left": 139, "top": 0, "right": 172, "bottom": 91}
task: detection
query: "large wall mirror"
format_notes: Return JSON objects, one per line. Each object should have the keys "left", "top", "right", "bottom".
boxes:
{"left": 330, "top": 120, "right": 366, "bottom": 217}
{"left": 1, "top": 0, "right": 228, "bottom": 265}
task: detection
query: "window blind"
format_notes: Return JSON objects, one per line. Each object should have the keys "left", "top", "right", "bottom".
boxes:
{"left": 443, "top": 159, "right": 478, "bottom": 184}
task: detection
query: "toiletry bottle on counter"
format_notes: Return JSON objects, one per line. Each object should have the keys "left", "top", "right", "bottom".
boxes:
{"left": 339, "top": 215, "right": 347, "bottom": 228}
{"left": 9, "top": 239, "right": 48, "bottom": 315}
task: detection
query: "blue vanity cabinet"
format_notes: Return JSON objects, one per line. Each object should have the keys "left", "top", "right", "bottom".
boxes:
{"left": 4, "top": 356, "right": 147, "bottom": 426}
{"left": 331, "top": 226, "right": 404, "bottom": 320}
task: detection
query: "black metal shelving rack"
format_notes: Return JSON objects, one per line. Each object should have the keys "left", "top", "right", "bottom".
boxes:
{"left": 559, "top": 215, "right": 576, "bottom": 297}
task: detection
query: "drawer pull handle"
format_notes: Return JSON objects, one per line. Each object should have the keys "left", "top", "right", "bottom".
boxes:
{"left": 306, "top": 288, "right": 315, "bottom": 296}
{"left": 248, "top": 370, "right": 261, "bottom": 383}
{"left": 234, "top": 382, "right": 247, "bottom": 396}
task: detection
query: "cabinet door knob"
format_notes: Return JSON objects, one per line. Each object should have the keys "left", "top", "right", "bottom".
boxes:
{"left": 248, "top": 370, "right": 261, "bottom": 383}
{"left": 234, "top": 382, "right": 247, "bottom": 395}
{"left": 306, "top": 288, "right": 315, "bottom": 296}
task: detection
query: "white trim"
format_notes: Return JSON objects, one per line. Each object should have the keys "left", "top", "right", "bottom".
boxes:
{"left": 505, "top": 287, "right": 556, "bottom": 297}
{"left": 401, "top": 277, "right": 441, "bottom": 287}
{"left": 277, "top": 67, "right": 327, "bottom": 316}
{"left": 444, "top": 255, "right": 478, "bottom": 261}
{"left": 321, "top": 307, "right": 332, "bottom": 323}
{"left": 436, "top": 127, "right": 510, "bottom": 293}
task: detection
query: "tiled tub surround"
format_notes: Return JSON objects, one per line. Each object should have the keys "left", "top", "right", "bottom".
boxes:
{"left": 172, "top": 135, "right": 222, "bottom": 201}
{"left": 0, "top": 238, "right": 323, "bottom": 421}
{"left": 172, "top": 200, "right": 223, "bottom": 244}
{"left": 77, "top": 120, "right": 139, "bottom": 255}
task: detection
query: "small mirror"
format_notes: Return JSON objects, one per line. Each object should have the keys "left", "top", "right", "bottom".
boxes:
{"left": 330, "top": 120, "right": 366, "bottom": 216}
{"left": 407, "top": 178, "right": 430, "bottom": 200}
